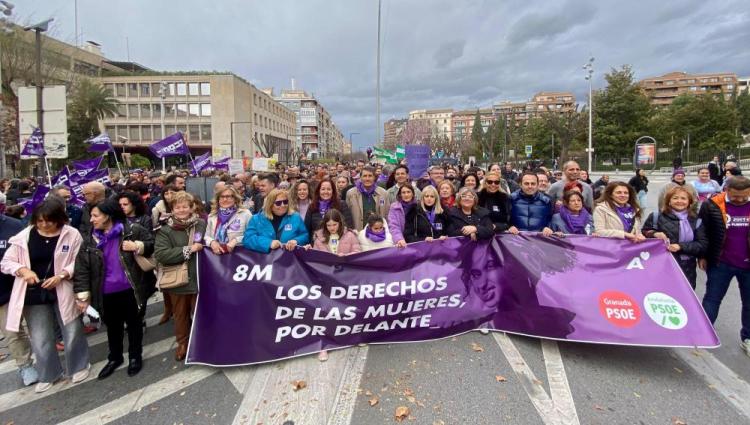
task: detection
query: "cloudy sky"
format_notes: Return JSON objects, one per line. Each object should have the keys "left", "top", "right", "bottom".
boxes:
{"left": 23, "top": 0, "right": 750, "bottom": 150}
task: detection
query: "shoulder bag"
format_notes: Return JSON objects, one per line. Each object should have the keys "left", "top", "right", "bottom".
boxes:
{"left": 156, "top": 226, "right": 195, "bottom": 289}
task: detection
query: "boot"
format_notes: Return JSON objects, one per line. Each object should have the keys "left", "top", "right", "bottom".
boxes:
{"left": 158, "top": 292, "right": 173, "bottom": 325}
{"left": 175, "top": 344, "right": 188, "bottom": 361}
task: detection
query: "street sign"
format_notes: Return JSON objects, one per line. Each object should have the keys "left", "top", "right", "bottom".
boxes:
{"left": 525, "top": 145, "right": 533, "bottom": 155}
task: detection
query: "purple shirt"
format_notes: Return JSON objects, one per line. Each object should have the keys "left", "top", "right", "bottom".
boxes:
{"left": 720, "top": 202, "right": 750, "bottom": 269}
{"left": 102, "top": 236, "right": 131, "bottom": 294}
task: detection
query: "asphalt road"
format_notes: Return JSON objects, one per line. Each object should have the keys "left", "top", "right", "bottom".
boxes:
{"left": 0, "top": 177, "right": 748, "bottom": 425}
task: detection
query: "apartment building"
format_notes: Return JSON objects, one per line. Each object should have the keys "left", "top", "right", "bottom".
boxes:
{"left": 408, "top": 109, "right": 453, "bottom": 140}
{"left": 99, "top": 74, "right": 296, "bottom": 162}
{"left": 739, "top": 77, "right": 750, "bottom": 95}
{"left": 492, "top": 91, "right": 576, "bottom": 122}
{"left": 639, "top": 71, "right": 738, "bottom": 106}
{"left": 383, "top": 118, "right": 407, "bottom": 148}
{"left": 451, "top": 109, "right": 495, "bottom": 143}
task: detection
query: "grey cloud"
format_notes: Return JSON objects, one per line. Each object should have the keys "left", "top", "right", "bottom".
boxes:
{"left": 506, "top": 1, "right": 597, "bottom": 46}
{"left": 433, "top": 40, "right": 466, "bottom": 68}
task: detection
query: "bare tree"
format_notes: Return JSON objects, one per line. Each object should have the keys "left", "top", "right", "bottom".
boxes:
{"left": 399, "top": 119, "right": 431, "bottom": 145}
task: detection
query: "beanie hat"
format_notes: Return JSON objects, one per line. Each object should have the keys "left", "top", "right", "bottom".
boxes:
{"left": 672, "top": 168, "right": 686, "bottom": 178}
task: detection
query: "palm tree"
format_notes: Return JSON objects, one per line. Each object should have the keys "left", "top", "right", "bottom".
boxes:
{"left": 66, "top": 79, "right": 119, "bottom": 161}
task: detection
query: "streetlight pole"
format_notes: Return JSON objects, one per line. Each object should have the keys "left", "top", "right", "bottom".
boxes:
{"left": 159, "top": 81, "right": 167, "bottom": 172}
{"left": 0, "top": 1, "right": 14, "bottom": 178}
{"left": 584, "top": 57, "right": 594, "bottom": 174}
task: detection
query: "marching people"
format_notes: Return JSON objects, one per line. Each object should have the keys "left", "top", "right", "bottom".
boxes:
{"left": 309, "top": 209, "right": 362, "bottom": 256}
{"left": 243, "top": 189, "right": 309, "bottom": 253}
{"left": 346, "top": 166, "right": 390, "bottom": 231}
{"left": 153, "top": 191, "right": 207, "bottom": 361}
{"left": 404, "top": 185, "right": 448, "bottom": 243}
{"left": 118, "top": 190, "right": 153, "bottom": 231}
{"left": 642, "top": 186, "right": 707, "bottom": 289}
{"left": 548, "top": 161, "right": 594, "bottom": 210}
{"left": 550, "top": 191, "right": 594, "bottom": 235}
{"left": 289, "top": 180, "right": 311, "bottom": 219}
{"left": 437, "top": 180, "right": 457, "bottom": 209}
{"left": 50, "top": 185, "right": 83, "bottom": 229}
{"left": 385, "top": 165, "right": 421, "bottom": 204}
{"left": 447, "top": 187, "right": 494, "bottom": 241}
{"left": 0, "top": 198, "right": 90, "bottom": 393}
{"left": 357, "top": 214, "right": 394, "bottom": 251}
{"left": 657, "top": 168, "right": 698, "bottom": 212}
{"left": 204, "top": 187, "right": 252, "bottom": 255}
{"left": 79, "top": 182, "right": 107, "bottom": 236}
{"left": 508, "top": 172, "right": 554, "bottom": 236}
{"left": 0, "top": 213, "right": 38, "bottom": 386}
{"left": 593, "top": 182, "right": 645, "bottom": 242}
{"left": 150, "top": 183, "right": 181, "bottom": 229}
{"left": 691, "top": 167, "right": 722, "bottom": 207}
{"left": 252, "top": 173, "right": 280, "bottom": 214}
{"left": 304, "top": 179, "right": 353, "bottom": 240}
{"left": 698, "top": 175, "right": 750, "bottom": 356}
{"left": 477, "top": 171, "right": 512, "bottom": 234}
{"left": 74, "top": 198, "right": 154, "bottom": 378}
{"left": 388, "top": 185, "right": 417, "bottom": 248}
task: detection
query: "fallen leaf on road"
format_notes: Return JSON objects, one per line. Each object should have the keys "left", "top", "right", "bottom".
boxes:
{"left": 433, "top": 421, "right": 445, "bottom": 425}
{"left": 407, "top": 396, "right": 416, "bottom": 403}
{"left": 291, "top": 380, "right": 307, "bottom": 391}
{"left": 532, "top": 379, "right": 543, "bottom": 385}
{"left": 179, "top": 391, "right": 186, "bottom": 396}
{"left": 495, "top": 375, "right": 507, "bottom": 382}
{"left": 470, "top": 342, "right": 484, "bottom": 352}
{"left": 593, "top": 405, "right": 605, "bottom": 411}
{"left": 365, "top": 390, "right": 373, "bottom": 396}
{"left": 633, "top": 392, "right": 641, "bottom": 398}
{"left": 672, "top": 417, "right": 687, "bottom": 425}
{"left": 369, "top": 397, "right": 379, "bottom": 406}
{"left": 395, "top": 406, "right": 410, "bottom": 422}
{"left": 673, "top": 367, "right": 683, "bottom": 374}
{"left": 404, "top": 388, "right": 414, "bottom": 397}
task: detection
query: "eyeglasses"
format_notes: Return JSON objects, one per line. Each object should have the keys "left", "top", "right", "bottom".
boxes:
{"left": 486, "top": 180, "right": 501, "bottom": 185}
{"left": 274, "top": 199, "right": 289, "bottom": 206}
{"left": 219, "top": 195, "right": 234, "bottom": 199}
{"left": 460, "top": 194, "right": 475, "bottom": 199}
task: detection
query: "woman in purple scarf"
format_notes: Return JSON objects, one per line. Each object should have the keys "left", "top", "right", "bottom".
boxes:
{"left": 205, "top": 187, "right": 252, "bottom": 255}
{"left": 550, "top": 191, "right": 594, "bottom": 235}
{"left": 593, "top": 182, "right": 645, "bottom": 242}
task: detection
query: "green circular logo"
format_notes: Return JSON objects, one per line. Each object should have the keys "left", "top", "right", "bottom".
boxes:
{"left": 643, "top": 292, "right": 687, "bottom": 330}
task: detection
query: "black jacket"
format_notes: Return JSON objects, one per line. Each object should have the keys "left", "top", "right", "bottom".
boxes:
{"left": 477, "top": 190, "right": 512, "bottom": 234}
{"left": 73, "top": 222, "right": 155, "bottom": 314}
{"left": 641, "top": 211, "right": 708, "bottom": 259}
{"left": 698, "top": 195, "right": 750, "bottom": 267}
{"left": 403, "top": 205, "right": 449, "bottom": 243}
{"left": 304, "top": 202, "right": 354, "bottom": 240}
{"left": 446, "top": 206, "right": 495, "bottom": 240}
{"left": 0, "top": 215, "right": 25, "bottom": 305}
{"left": 708, "top": 162, "right": 723, "bottom": 185}
{"left": 628, "top": 175, "right": 649, "bottom": 193}
{"left": 128, "top": 214, "right": 153, "bottom": 232}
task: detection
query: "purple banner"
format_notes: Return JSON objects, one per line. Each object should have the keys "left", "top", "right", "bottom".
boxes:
{"left": 72, "top": 156, "right": 104, "bottom": 174}
{"left": 86, "top": 133, "right": 113, "bottom": 153}
{"left": 405, "top": 144, "right": 431, "bottom": 179}
{"left": 190, "top": 152, "right": 211, "bottom": 175}
{"left": 187, "top": 235, "right": 719, "bottom": 366}
{"left": 52, "top": 167, "right": 72, "bottom": 186}
{"left": 19, "top": 185, "right": 50, "bottom": 214}
{"left": 210, "top": 156, "right": 230, "bottom": 171}
{"left": 21, "top": 128, "right": 46, "bottom": 157}
{"left": 149, "top": 132, "right": 189, "bottom": 158}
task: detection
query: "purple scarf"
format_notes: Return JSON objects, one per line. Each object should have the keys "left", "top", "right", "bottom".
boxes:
{"left": 615, "top": 204, "right": 636, "bottom": 232}
{"left": 94, "top": 222, "right": 124, "bottom": 249}
{"left": 673, "top": 209, "right": 693, "bottom": 260}
{"left": 425, "top": 205, "right": 436, "bottom": 225}
{"left": 215, "top": 207, "right": 237, "bottom": 244}
{"left": 365, "top": 226, "right": 386, "bottom": 242}
{"left": 558, "top": 206, "right": 591, "bottom": 235}
{"left": 401, "top": 200, "right": 416, "bottom": 216}
{"left": 318, "top": 199, "right": 332, "bottom": 216}
{"left": 356, "top": 180, "right": 377, "bottom": 198}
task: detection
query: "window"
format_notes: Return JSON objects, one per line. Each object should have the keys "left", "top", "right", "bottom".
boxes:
{"left": 168, "top": 83, "right": 176, "bottom": 96}
{"left": 128, "top": 83, "right": 138, "bottom": 97}
{"left": 153, "top": 125, "right": 163, "bottom": 140}
{"left": 200, "top": 104, "right": 211, "bottom": 117}
{"left": 116, "top": 126, "right": 127, "bottom": 140}
{"left": 177, "top": 124, "right": 188, "bottom": 137}
{"left": 141, "top": 125, "right": 152, "bottom": 141}
{"left": 105, "top": 125, "right": 116, "bottom": 137}
{"left": 254, "top": 113, "right": 258, "bottom": 124}
{"left": 104, "top": 84, "right": 115, "bottom": 96}
{"left": 727, "top": 84, "right": 734, "bottom": 90}
{"left": 151, "top": 83, "right": 161, "bottom": 96}
{"left": 200, "top": 82, "right": 210, "bottom": 96}
{"left": 254, "top": 94, "right": 258, "bottom": 106}
{"left": 177, "top": 83, "right": 187, "bottom": 96}
{"left": 128, "top": 104, "right": 139, "bottom": 119}
{"left": 176, "top": 103, "right": 188, "bottom": 117}
{"left": 116, "top": 83, "right": 126, "bottom": 97}
{"left": 140, "top": 104, "right": 151, "bottom": 119}
{"left": 129, "top": 125, "right": 140, "bottom": 141}
{"left": 140, "top": 83, "right": 150, "bottom": 97}
{"left": 164, "top": 103, "right": 175, "bottom": 119}
{"left": 189, "top": 125, "right": 200, "bottom": 141}
{"left": 200, "top": 124, "right": 212, "bottom": 140}
{"left": 152, "top": 103, "right": 161, "bottom": 117}
{"left": 188, "top": 83, "right": 199, "bottom": 96}
{"left": 188, "top": 104, "right": 200, "bottom": 117}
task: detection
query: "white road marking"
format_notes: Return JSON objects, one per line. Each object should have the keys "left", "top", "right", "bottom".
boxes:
{"left": 328, "top": 346, "right": 369, "bottom": 425}
{"left": 58, "top": 366, "right": 217, "bottom": 425}
{"left": 541, "top": 340, "right": 580, "bottom": 425}
{"left": 674, "top": 347, "right": 750, "bottom": 420}
{"left": 0, "top": 337, "right": 174, "bottom": 412}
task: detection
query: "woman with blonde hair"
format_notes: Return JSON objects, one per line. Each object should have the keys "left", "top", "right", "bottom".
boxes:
{"left": 243, "top": 189, "right": 309, "bottom": 253}
{"left": 404, "top": 185, "right": 449, "bottom": 243}
{"left": 205, "top": 187, "right": 252, "bottom": 255}
{"left": 593, "top": 182, "right": 645, "bottom": 242}
{"left": 289, "top": 180, "right": 312, "bottom": 219}
{"left": 477, "top": 171, "right": 512, "bottom": 234}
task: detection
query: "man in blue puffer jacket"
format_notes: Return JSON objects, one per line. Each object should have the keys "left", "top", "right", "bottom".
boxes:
{"left": 509, "top": 172, "right": 554, "bottom": 236}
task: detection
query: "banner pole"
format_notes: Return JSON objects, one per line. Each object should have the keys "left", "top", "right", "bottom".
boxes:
{"left": 42, "top": 155, "right": 52, "bottom": 187}
{"left": 111, "top": 151, "right": 124, "bottom": 182}
{"left": 162, "top": 157, "right": 166, "bottom": 173}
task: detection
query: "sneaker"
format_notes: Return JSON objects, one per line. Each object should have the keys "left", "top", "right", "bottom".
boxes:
{"left": 71, "top": 364, "right": 91, "bottom": 383}
{"left": 317, "top": 350, "right": 329, "bottom": 362}
{"left": 19, "top": 365, "right": 39, "bottom": 386}
{"left": 742, "top": 339, "right": 750, "bottom": 357}
{"left": 34, "top": 382, "right": 53, "bottom": 393}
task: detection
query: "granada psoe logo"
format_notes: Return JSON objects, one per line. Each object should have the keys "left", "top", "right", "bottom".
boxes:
{"left": 598, "top": 290, "right": 641, "bottom": 328}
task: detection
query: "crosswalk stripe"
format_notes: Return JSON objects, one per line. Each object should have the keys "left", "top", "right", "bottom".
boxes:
{"left": 541, "top": 340, "right": 580, "bottom": 425}
{"left": 0, "top": 337, "right": 175, "bottom": 412}
{"left": 57, "top": 366, "right": 217, "bottom": 425}
{"left": 0, "top": 313, "right": 166, "bottom": 376}
{"left": 328, "top": 346, "right": 369, "bottom": 425}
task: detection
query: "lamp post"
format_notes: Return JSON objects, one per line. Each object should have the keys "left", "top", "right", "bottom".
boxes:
{"left": 583, "top": 56, "right": 594, "bottom": 174}
{"left": 0, "top": 1, "right": 14, "bottom": 178}
{"left": 158, "top": 81, "right": 167, "bottom": 172}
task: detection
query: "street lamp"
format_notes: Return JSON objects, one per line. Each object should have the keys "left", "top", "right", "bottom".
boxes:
{"left": 158, "top": 81, "right": 168, "bottom": 172}
{"left": 583, "top": 56, "right": 594, "bottom": 174}
{"left": 0, "top": 1, "right": 13, "bottom": 178}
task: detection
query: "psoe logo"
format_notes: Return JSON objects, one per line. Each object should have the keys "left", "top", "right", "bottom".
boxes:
{"left": 626, "top": 251, "right": 650, "bottom": 270}
{"left": 643, "top": 292, "right": 687, "bottom": 330}
{"left": 232, "top": 264, "right": 273, "bottom": 282}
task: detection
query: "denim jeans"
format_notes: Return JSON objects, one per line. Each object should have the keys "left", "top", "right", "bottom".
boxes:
{"left": 637, "top": 190, "right": 648, "bottom": 210}
{"left": 702, "top": 262, "right": 750, "bottom": 341}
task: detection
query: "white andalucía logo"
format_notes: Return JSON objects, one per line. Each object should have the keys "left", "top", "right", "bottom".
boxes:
{"left": 626, "top": 251, "right": 650, "bottom": 270}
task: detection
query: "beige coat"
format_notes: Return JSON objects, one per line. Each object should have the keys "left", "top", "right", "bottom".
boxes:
{"left": 593, "top": 202, "right": 643, "bottom": 239}
{"left": 346, "top": 186, "right": 390, "bottom": 231}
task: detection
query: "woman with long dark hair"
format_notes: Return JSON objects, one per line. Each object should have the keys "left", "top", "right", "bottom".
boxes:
{"left": 628, "top": 168, "right": 649, "bottom": 210}
{"left": 593, "top": 182, "right": 645, "bottom": 242}
{"left": 118, "top": 191, "right": 153, "bottom": 231}
{"left": 304, "top": 179, "right": 353, "bottom": 239}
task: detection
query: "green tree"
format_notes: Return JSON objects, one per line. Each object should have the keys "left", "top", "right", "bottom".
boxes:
{"left": 659, "top": 93, "right": 740, "bottom": 154}
{"left": 736, "top": 90, "right": 750, "bottom": 135}
{"left": 128, "top": 153, "right": 152, "bottom": 169}
{"left": 469, "top": 110, "right": 487, "bottom": 158}
{"left": 593, "top": 65, "right": 653, "bottom": 165}
{"left": 67, "top": 79, "right": 118, "bottom": 160}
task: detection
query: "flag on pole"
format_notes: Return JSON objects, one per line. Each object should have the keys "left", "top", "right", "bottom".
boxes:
{"left": 149, "top": 132, "right": 190, "bottom": 158}
{"left": 395, "top": 145, "right": 406, "bottom": 160}
{"left": 21, "top": 128, "right": 46, "bottom": 157}
{"left": 52, "top": 167, "right": 72, "bottom": 186}
{"left": 211, "top": 156, "right": 230, "bottom": 171}
{"left": 72, "top": 156, "right": 105, "bottom": 174}
{"left": 86, "top": 133, "right": 114, "bottom": 152}
{"left": 18, "top": 185, "right": 50, "bottom": 214}
{"left": 190, "top": 152, "right": 212, "bottom": 175}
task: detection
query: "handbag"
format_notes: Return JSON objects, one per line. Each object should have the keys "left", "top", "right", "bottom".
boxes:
{"left": 156, "top": 226, "right": 195, "bottom": 290}
{"left": 135, "top": 253, "right": 157, "bottom": 272}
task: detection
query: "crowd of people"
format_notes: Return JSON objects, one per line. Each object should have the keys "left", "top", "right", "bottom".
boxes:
{"left": 0, "top": 156, "right": 748, "bottom": 393}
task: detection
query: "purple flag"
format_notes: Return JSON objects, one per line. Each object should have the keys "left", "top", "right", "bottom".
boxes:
{"left": 21, "top": 128, "right": 46, "bottom": 157}
{"left": 52, "top": 167, "right": 72, "bottom": 186}
{"left": 190, "top": 152, "right": 212, "bottom": 175}
{"left": 77, "top": 169, "right": 111, "bottom": 186}
{"left": 72, "top": 156, "right": 104, "bottom": 174}
{"left": 211, "top": 156, "right": 230, "bottom": 171}
{"left": 149, "top": 132, "right": 189, "bottom": 158}
{"left": 86, "top": 133, "right": 113, "bottom": 153}
{"left": 18, "top": 185, "right": 50, "bottom": 214}
{"left": 187, "top": 235, "right": 720, "bottom": 366}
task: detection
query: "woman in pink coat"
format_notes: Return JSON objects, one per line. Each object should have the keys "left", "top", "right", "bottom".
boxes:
{"left": 0, "top": 198, "right": 90, "bottom": 393}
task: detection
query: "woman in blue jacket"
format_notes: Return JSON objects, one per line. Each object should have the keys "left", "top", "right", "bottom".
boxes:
{"left": 243, "top": 189, "right": 309, "bottom": 253}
